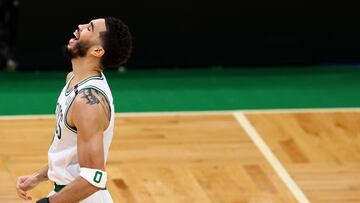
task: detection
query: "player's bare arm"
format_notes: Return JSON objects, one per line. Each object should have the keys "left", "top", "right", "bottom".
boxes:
{"left": 16, "top": 166, "right": 49, "bottom": 200}
{"left": 48, "top": 88, "right": 110, "bottom": 203}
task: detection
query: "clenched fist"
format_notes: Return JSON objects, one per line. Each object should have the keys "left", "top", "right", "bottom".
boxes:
{"left": 16, "top": 175, "right": 39, "bottom": 200}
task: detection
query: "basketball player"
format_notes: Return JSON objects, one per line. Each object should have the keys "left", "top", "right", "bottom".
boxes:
{"left": 15, "top": 17, "right": 132, "bottom": 203}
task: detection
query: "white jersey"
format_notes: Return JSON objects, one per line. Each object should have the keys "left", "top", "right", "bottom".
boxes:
{"left": 48, "top": 72, "right": 115, "bottom": 185}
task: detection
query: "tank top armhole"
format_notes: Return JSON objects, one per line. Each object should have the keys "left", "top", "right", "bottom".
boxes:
{"left": 64, "top": 95, "right": 78, "bottom": 134}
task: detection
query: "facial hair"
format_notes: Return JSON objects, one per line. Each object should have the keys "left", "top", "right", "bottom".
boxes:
{"left": 63, "top": 41, "right": 91, "bottom": 60}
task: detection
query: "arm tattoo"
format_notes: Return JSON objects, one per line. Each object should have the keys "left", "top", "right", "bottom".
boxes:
{"left": 80, "top": 89, "right": 100, "bottom": 105}
{"left": 79, "top": 88, "right": 111, "bottom": 120}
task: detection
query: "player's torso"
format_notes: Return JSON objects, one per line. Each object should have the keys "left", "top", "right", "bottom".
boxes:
{"left": 48, "top": 72, "right": 115, "bottom": 185}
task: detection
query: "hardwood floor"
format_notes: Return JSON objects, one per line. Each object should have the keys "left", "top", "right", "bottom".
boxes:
{"left": 0, "top": 110, "right": 359, "bottom": 202}
{"left": 246, "top": 112, "right": 360, "bottom": 203}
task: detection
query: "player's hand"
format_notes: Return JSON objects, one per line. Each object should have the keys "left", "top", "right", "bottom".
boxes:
{"left": 16, "top": 175, "right": 39, "bottom": 200}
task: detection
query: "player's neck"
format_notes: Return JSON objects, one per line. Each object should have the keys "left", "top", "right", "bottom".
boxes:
{"left": 71, "top": 57, "right": 101, "bottom": 83}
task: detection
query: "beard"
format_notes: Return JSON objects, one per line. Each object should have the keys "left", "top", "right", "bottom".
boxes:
{"left": 63, "top": 41, "right": 91, "bottom": 60}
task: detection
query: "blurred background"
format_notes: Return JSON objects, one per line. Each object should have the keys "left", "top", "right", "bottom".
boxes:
{"left": 0, "top": 0, "right": 360, "bottom": 114}
{"left": 1, "top": 0, "right": 360, "bottom": 70}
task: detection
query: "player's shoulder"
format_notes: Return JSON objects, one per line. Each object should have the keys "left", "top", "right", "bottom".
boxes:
{"left": 74, "top": 88, "right": 101, "bottom": 104}
{"left": 66, "top": 72, "right": 73, "bottom": 83}
{"left": 72, "top": 88, "right": 107, "bottom": 114}
{"left": 71, "top": 88, "right": 109, "bottom": 128}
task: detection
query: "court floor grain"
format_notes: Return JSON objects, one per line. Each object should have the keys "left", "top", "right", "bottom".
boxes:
{"left": 0, "top": 108, "right": 359, "bottom": 203}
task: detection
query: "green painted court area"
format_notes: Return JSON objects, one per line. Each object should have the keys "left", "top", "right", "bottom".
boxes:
{"left": 0, "top": 66, "right": 359, "bottom": 115}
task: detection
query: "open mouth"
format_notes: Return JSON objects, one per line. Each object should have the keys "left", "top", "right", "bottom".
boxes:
{"left": 73, "top": 29, "right": 80, "bottom": 40}
{"left": 68, "top": 29, "right": 80, "bottom": 45}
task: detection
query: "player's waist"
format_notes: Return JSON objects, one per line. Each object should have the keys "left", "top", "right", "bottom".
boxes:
{"left": 54, "top": 182, "right": 107, "bottom": 192}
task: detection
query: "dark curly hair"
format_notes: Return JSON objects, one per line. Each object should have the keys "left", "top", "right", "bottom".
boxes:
{"left": 100, "top": 17, "right": 132, "bottom": 68}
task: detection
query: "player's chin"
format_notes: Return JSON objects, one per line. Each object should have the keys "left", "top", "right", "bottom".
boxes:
{"left": 67, "top": 42, "right": 75, "bottom": 50}
{"left": 66, "top": 44, "right": 73, "bottom": 50}
{"left": 68, "top": 38, "right": 78, "bottom": 47}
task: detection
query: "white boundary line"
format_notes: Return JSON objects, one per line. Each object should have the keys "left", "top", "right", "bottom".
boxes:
{"left": 0, "top": 107, "right": 359, "bottom": 119}
{"left": 233, "top": 112, "right": 310, "bottom": 203}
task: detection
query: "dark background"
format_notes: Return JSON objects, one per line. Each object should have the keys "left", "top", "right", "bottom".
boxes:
{"left": 3, "top": 0, "right": 360, "bottom": 70}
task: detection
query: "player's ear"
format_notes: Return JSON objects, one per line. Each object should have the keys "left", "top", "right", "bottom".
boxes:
{"left": 90, "top": 46, "right": 105, "bottom": 58}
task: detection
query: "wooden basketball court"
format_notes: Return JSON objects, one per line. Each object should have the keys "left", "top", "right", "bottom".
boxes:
{"left": 1, "top": 108, "right": 359, "bottom": 203}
